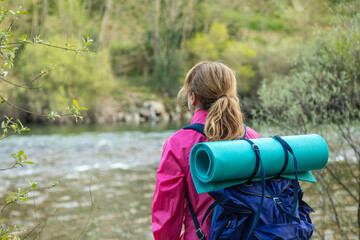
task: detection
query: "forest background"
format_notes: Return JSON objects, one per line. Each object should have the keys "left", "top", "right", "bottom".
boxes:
{"left": 0, "top": 0, "right": 359, "bottom": 239}
{"left": 0, "top": 0, "right": 351, "bottom": 124}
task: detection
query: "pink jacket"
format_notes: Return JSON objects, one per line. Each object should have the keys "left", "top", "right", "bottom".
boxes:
{"left": 152, "top": 110, "right": 261, "bottom": 240}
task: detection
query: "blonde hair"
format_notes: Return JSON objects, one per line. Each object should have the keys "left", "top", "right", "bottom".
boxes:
{"left": 178, "top": 61, "right": 245, "bottom": 142}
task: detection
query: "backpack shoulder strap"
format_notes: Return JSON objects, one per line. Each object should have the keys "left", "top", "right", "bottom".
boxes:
{"left": 182, "top": 122, "right": 246, "bottom": 239}
{"left": 182, "top": 123, "right": 206, "bottom": 239}
{"left": 184, "top": 189, "right": 206, "bottom": 240}
{"left": 243, "top": 124, "right": 247, "bottom": 139}
{"left": 184, "top": 123, "right": 247, "bottom": 138}
{"left": 183, "top": 123, "right": 205, "bottom": 136}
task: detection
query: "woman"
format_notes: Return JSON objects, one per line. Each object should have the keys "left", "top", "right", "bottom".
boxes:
{"left": 152, "top": 61, "right": 260, "bottom": 239}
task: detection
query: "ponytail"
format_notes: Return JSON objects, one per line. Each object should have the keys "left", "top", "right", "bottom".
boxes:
{"left": 179, "top": 61, "right": 245, "bottom": 142}
{"left": 205, "top": 95, "right": 245, "bottom": 142}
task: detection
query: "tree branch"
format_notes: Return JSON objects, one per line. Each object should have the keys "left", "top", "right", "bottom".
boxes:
{"left": 7, "top": 41, "right": 94, "bottom": 53}
{"left": 326, "top": 165, "right": 358, "bottom": 202}
{"left": 75, "top": 181, "right": 95, "bottom": 240}
{"left": 1, "top": 183, "right": 57, "bottom": 214}
{"left": 321, "top": 170, "right": 349, "bottom": 240}
{"left": 0, "top": 20, "right": 14, "bottom": 44}
{"left": 0, "top": 162, "right": 17, "bottom": 171}
{"left": 0, "top": 95, "right": 73, "bottom": 118}
{"left": 21, "top": 220, "right": 46, "bottom": 240}
{"left": 0, "top": 95, "right": 48, "bottom": 117}
{"left": 0, "top": 76, "right": 41, "bottom": 89}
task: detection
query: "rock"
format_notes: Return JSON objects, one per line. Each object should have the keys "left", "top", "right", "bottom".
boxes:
{"left": 139, "top": 108, "right": 151, "bottom": 119}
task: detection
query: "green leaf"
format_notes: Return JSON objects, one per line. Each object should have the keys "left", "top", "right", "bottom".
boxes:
{"left": 24, "top": 161, "right": 35, "bottom": 164}
{"left": 21, "top": 34, "right": 27, "bottom": 41}
{"left": 17, "top": 150, "right": 24, "bottom": 157}
{"left": 16, "top": 11, "right": 28, "bottom": 15}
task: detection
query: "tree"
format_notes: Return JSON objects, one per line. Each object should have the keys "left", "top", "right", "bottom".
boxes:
{"left": 0, "top": 3, "right": 92, "bottom": 239}
{"left": 186, "top": 21, "right": 257, "bottom": 93}
{"left": 256, "top": 4, "right": 360, "bottom": 239}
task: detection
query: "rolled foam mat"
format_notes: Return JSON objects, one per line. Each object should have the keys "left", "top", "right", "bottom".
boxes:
{"left": 190, "top": 134, "right": 328, "bottom": 193}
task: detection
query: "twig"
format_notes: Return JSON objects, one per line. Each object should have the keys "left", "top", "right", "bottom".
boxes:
{"left": 31, "top": 221, "right": 46, "bottom": 240}
{"left": 1, "top": 184, "right": 57, "bottom": 214}
{"left": 1, "top": 199, "right": 16, "bottom": 213}
{"left": 325, "top": 166, "right": 358, "bottom": 202}
{"left": 33, "top": 189, "right": 38, "bottom": 240}
{"left": 0, "top": 162, "right": 17, "bottom": 171}
{"left": 0, "top": 95, "right": 47, "bottom": 117}
{"left": 313, "top": 226, "right": 325, "bottom": 240}
{"left": 21, "top": 220, "right": 46, "bottom": 240}
{"left": 75, "top": 180, "right": 96, "bottom": 240}
{"left": 0, "top": 76, "right": 41, "bottom": 89}
{"left": 0, "top": 94, "right": 71, "bottom": 118}
{"left": 53, "top": 207, "right": 74, "bottom": 240}
{"left": 38, "top": 42, "right": 89, "bottom": 52}
{"left": 342, "top": 147, "right": 358, "bottom": 183}
{"left": 322, "top": 172, "right": 349, "bottom": 240}
{"left": 0, "top": 20, "right": 14, "bottom": 44}
{"left": 7, "top": 41, "right": 93, "bottom": 53}
{"left": 337, "top": 124, "right": 360, "bottom": 159}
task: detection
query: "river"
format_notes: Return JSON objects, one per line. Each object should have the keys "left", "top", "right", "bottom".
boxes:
{"left": 0, "top": 123, "right": 179, "bottom": 239}
{"left": 0, "top": 123, "right": 357, "bottom": 239}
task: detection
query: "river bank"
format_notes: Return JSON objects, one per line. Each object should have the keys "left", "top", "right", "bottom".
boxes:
{"left": 1, "top": 92, "right": 194, "bottom": 126}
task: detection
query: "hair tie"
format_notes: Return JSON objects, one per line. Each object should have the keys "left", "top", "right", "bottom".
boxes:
{"left": 218, "top": 94, "right": 227, "bottom": 99}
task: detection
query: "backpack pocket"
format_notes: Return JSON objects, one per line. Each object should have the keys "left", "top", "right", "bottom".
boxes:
{"left": 298, "top": 200, "right": 314, "bottom": 223}
{"left": 254, "top": 220, "right": 314, "bottom": 240}
{"left": 211, "top": 209, "right": 252, "bottom": 240}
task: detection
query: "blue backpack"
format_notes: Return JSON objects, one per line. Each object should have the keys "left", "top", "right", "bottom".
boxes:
{"left": 183, "top": 123, "right": 314, "bottom": 240}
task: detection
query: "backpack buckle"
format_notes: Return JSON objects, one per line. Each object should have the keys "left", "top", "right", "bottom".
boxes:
{"left": 273, "top": 197, "right": 282, "bottom": 204}
{"left": 252, "top": 144, "right": 259, "bottom": 151}
{"left": 196, "top": 228, "right": 205, "bottom": 240}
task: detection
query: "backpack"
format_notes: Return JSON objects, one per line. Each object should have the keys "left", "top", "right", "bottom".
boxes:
{"left": 183, "top": 123, "right": 314, "bottom": 240}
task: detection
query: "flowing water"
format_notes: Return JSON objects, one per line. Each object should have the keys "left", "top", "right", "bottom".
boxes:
{"left": 0, "top": 123, "right": 180, "bottom": 239}
{"left": 0, "top": 123, "right": 358, "bottom": 239}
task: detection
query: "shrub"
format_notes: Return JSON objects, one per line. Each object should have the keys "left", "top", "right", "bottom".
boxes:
{"left": 257, "top": 4, "right": 360, "bottom": 239}
{"left": 12, "top": 36, "right": 114, "bottom": 120}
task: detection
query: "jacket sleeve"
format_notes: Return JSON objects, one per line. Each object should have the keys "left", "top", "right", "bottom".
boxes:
{"left": 152, "top": 138, "right": 185, "bottom": 240}
{"left": 246, "top": 126, "right": 261, "bottom": 139}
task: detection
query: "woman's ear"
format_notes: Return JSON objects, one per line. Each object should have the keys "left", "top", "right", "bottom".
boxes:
{"left": 189, "top": 93, "right": 202, "bottom": 112}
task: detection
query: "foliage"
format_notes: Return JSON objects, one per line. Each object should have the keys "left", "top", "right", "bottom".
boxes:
{"left": 0, "top": 3, "right": 94, "bottom": 239}
{"left": 2, "top": 0, "right": 342, "bottom": 108}
{"left": 256, "top": 4, "right": 360, "bottom": 239}
{"left": 11, "top": 36, "right": 113, "bottom": 117}
{"left": 0, "top": 116, "right": 30, "bottom": 139}
{"left": 186, "top": 21, "right": 257, "bottom": 92}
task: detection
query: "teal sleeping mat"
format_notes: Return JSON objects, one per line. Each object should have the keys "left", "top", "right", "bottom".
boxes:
{"left": 189, "top": 134, "right": 329, "bottom": 194}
